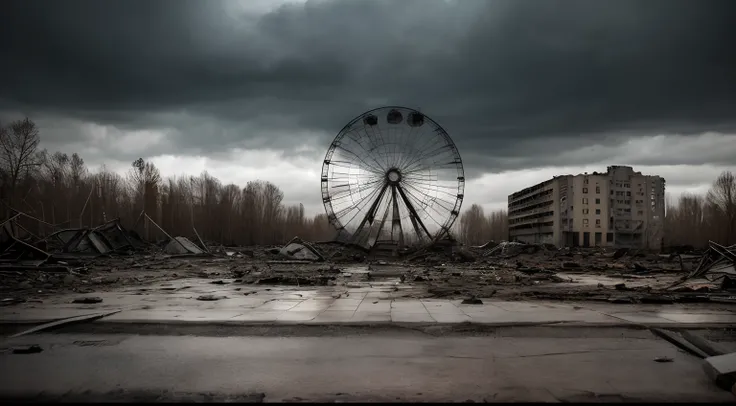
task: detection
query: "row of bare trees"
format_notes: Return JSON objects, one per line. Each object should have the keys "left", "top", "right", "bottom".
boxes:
{"left": 455, "top": 204, "right": 509, "bottom": 246}
{"left": 0, "top": 118, "right": 335, "bottom": 245}
{"left": 664, "top": 171, "right": 736, "bottom": 248}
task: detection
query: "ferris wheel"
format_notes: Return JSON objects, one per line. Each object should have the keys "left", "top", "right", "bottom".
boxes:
{"left": 321, "top": 106, "right": 465, "bottom": 249}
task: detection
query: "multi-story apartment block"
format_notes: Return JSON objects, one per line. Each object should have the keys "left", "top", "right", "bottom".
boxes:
{"left": 507, "top": 166, "right": 665, "bottom": 248}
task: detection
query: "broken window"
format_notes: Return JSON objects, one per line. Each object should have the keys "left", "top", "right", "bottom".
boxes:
{"left": 583, "top": 187, "right": 588, "bottom": 193}
{"left": 595, "top": 219, "right": 601, "bottom": 227}
{"left": 637, "top": 210, "right": 644, "bottom": 215}
{"left": 583, "top": 219, "right": 589, "bottom": 226}
{"left": 595, "top": 186, "right": 600, "bottom": 193}
{"left": 583, "top": 208, "right": 589, "bottom": 214}
{"left": 582, "top": 198, "right": 589, "bottom": 204}
{"left": 606, "top": 232, "right": 613, "bottom": 242}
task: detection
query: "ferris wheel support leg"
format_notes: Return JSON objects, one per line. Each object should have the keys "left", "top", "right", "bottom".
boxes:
{"left": 396, "top": 185, "right": 433, "bottom": 241}
{"left": 390, "top": 185, "right": 404, "bottom": 249}
{"left": 352, "top": 183, "right": 389, "bottom": 246}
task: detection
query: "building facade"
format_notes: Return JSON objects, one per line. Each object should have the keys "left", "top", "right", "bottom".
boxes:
{"left": 508, "top": 166, "right": 665, "bottom": 248}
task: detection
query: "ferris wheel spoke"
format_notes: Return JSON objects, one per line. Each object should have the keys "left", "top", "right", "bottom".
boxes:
{"left": 395, "top": 129, "right": 437, "bottom": 170}
{"left": 403, "top": 182, "right": 456, "bottom": 213}
{"left": 396, "top": 131, "right": 445, "bottom": 169}
{"left": 401, "top": 144, "right": 454, "bottom": 172}
{"left": 364, "top": 126, "right": 391, "bottom": 169}
{"left": 402, "top": 160, "right": 459, "bottom": 176}
{"left": 343, "top": 128, "right": 390, "bottom": 172}
{"left": 396, "top": 185, "right": 433, "bottom": 240}
{"left": 402, "top": 187, "right": 447, "bottom": 229}
{"left": 335, "top": 144, "right": 386, "bottom": 174}
{"left": 402, "top": 179, "right": 461, "bottom": 196}
{"left": 330, "top": 181, "right": 383, "bottom": 204}
{"left": 350, "top": 182, "right": 390, "bottom": 240}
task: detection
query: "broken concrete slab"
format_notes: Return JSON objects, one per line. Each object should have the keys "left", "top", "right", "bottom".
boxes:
{"left": 279, "top": 237, "right": 324, "bottom": 261}
{"left": 164, "top": 237, "right": 204, "bottom": 255}
{"left": 703, "top": 352, "right": 736, "bottom": 391}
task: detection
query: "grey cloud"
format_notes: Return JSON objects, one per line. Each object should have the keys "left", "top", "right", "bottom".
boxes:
{"left": 1, "top": 0, "right": 735, "bottom": 173}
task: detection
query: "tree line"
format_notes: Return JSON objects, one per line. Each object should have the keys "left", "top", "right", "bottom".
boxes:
{"left": 2, "top": 117, "right": 732, "bottom": 248}
{"left": 0, "top": 118, "right": 335, "bottom": 245}
{"left": 663, "top": 171, "right": 736, "bottom": 248}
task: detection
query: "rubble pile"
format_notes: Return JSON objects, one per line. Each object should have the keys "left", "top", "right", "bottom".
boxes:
{"left": 2, "top": 207, "right": 734, "bottom": 305}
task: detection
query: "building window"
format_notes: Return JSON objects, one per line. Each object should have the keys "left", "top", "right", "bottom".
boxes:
{"left": 583, "top": 187, "right": 588, "bottom": 193}
{"left": 584, "top": 178, "right": 589, "bottom": 185}
{"left": 595, "top": 219, "right": 601, "bottom": 227}
{"left": 595, "top": 198, "right": 600, "bottom": 204}
{"left": 637, "top": 210, "right": 643, "bottom": 215}
{"left": 595, "top": 209, "right": 601, "bottom": 215}
{"left": 583, "top": 219, "right": 589, "bottom": 226}
{"left": 583, "top": 208, "right": 589, "bottom": 214}
{"left": 583, "top": 198, "right": 589, "bottom": 204}
{"left": 606, "top": 232, "right": 613, "bottom": 242}
{"left": 595, "top": 186, "right": 600, "bottom": 194}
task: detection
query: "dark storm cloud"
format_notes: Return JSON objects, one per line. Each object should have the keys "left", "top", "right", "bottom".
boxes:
{"left": 1, "top": 0, "right": 735, "bottom": 171}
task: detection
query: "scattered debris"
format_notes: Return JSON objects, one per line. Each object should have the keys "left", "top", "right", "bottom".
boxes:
{"left": 703, "top": 352, "right": 736, "bottom": 392}
{"left": 9, "top": 310, "right": 122, "bottom": 338}
{"left": 278, "top": 237, "right": 325, "bottom": 262}
{"left": 461, "top": 297, "right": 483, "bottom": 305}
{"left": 164, "top": 237, "right": 204, "bottom": 255}
{"left": 72, "top": 296, "right": 103, "bottom": 304}
{"left": 196, "top": 294, "right": 227, "bottom": 301}
{"left": 670, "top": 241, "right": 736, "bottom": 289}
{"left": 651, "top": 328, "right": 709, "bottom": 359}
{"left": 654, "top": 356, "right": 673, "bottom": 363}
{"left": 12, "top": 345, "right": 43, "bottom": 354}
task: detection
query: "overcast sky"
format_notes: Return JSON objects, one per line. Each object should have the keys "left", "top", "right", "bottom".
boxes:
{"left": 1, "top": 0, "right": 734, "bottom": 216}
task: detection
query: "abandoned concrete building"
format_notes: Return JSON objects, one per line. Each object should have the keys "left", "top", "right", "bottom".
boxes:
{"left": 508, "top": 166, "right": 665, "bottom": 248}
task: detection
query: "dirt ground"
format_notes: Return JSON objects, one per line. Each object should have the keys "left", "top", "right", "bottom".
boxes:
{"left": 1, "top": 240, "right": 730, "bottom": 307}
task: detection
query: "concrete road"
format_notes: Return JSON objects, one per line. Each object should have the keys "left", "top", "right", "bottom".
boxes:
{"left": 0, "top": 326, "right": 731, "bottom": 402}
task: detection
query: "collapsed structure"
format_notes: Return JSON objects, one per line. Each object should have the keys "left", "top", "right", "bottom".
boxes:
{"left": 508, "top": 166, "right": 666, "bottom": 249}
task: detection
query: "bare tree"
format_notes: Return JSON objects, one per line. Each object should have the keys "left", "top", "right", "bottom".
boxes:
{"left": 706, "top": 171, "right": 736, "bottom": 245}
{"left": 0, "top": 118, "right": 41, "bottom": 209}
{"left": 457, "top": 204, "right": 508, "bottom": 245}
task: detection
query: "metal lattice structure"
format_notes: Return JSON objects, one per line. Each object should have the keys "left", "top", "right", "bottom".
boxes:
{"left": 321, "top": 106, "right": 465, "bottom": 250}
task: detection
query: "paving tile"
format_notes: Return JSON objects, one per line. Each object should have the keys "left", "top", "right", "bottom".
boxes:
{"left": 364, "top": 291, "right": 393, "bottom": 299}
{"left": 229, "top": 311, "right": 284, "bottom": 322}
{"left": 491, "top": 301, "right": 575, "bottom": 312}
{"left": 356, "top": 300, "right": 391, "bottom": 313}
{"left": 430, "top": 313, "right": 472, "bottom": 323}
{"left": 254, "top": 300, "right": 303, "bottom": 311}
{"left": 290, "top": 299, "right": 333, "bottom": 312}
{"left": 102, "top": 310, "right": 242, "bottom": 322}
{"left": 391, "top": 311, "right": 435, "bottom": 323}
{"left": 311, "top": 310, "right": 356, "bottom": 323}
{"left": 327, "top": 299, "right": 363, "bottom": 311}
{"left": 422, "top": 301, "right": 464, "bottom": 314}
{"left": 604, "top": 312, "right": 680, "bottom": 325}
{"left": 390, "top": 300, "right": 429, "bottom": 313}
{"left": 657, "top": 313, "right": 736, "bottom": 324}
{"left": 457, "top": 304, "right": 509, "bottom": 316}
{"left": 342, "top": 291, "right": 368, "bottom": 299}
{"left": 352, "top": 311, "right": 391, "bottom": 322}
{"left": 276, "top": 311, "right": 322, "bottom": 321}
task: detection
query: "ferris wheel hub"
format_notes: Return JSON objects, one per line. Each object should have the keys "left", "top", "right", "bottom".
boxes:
{"left": 386, "top": 168, "right": 402, "bottom": 184}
